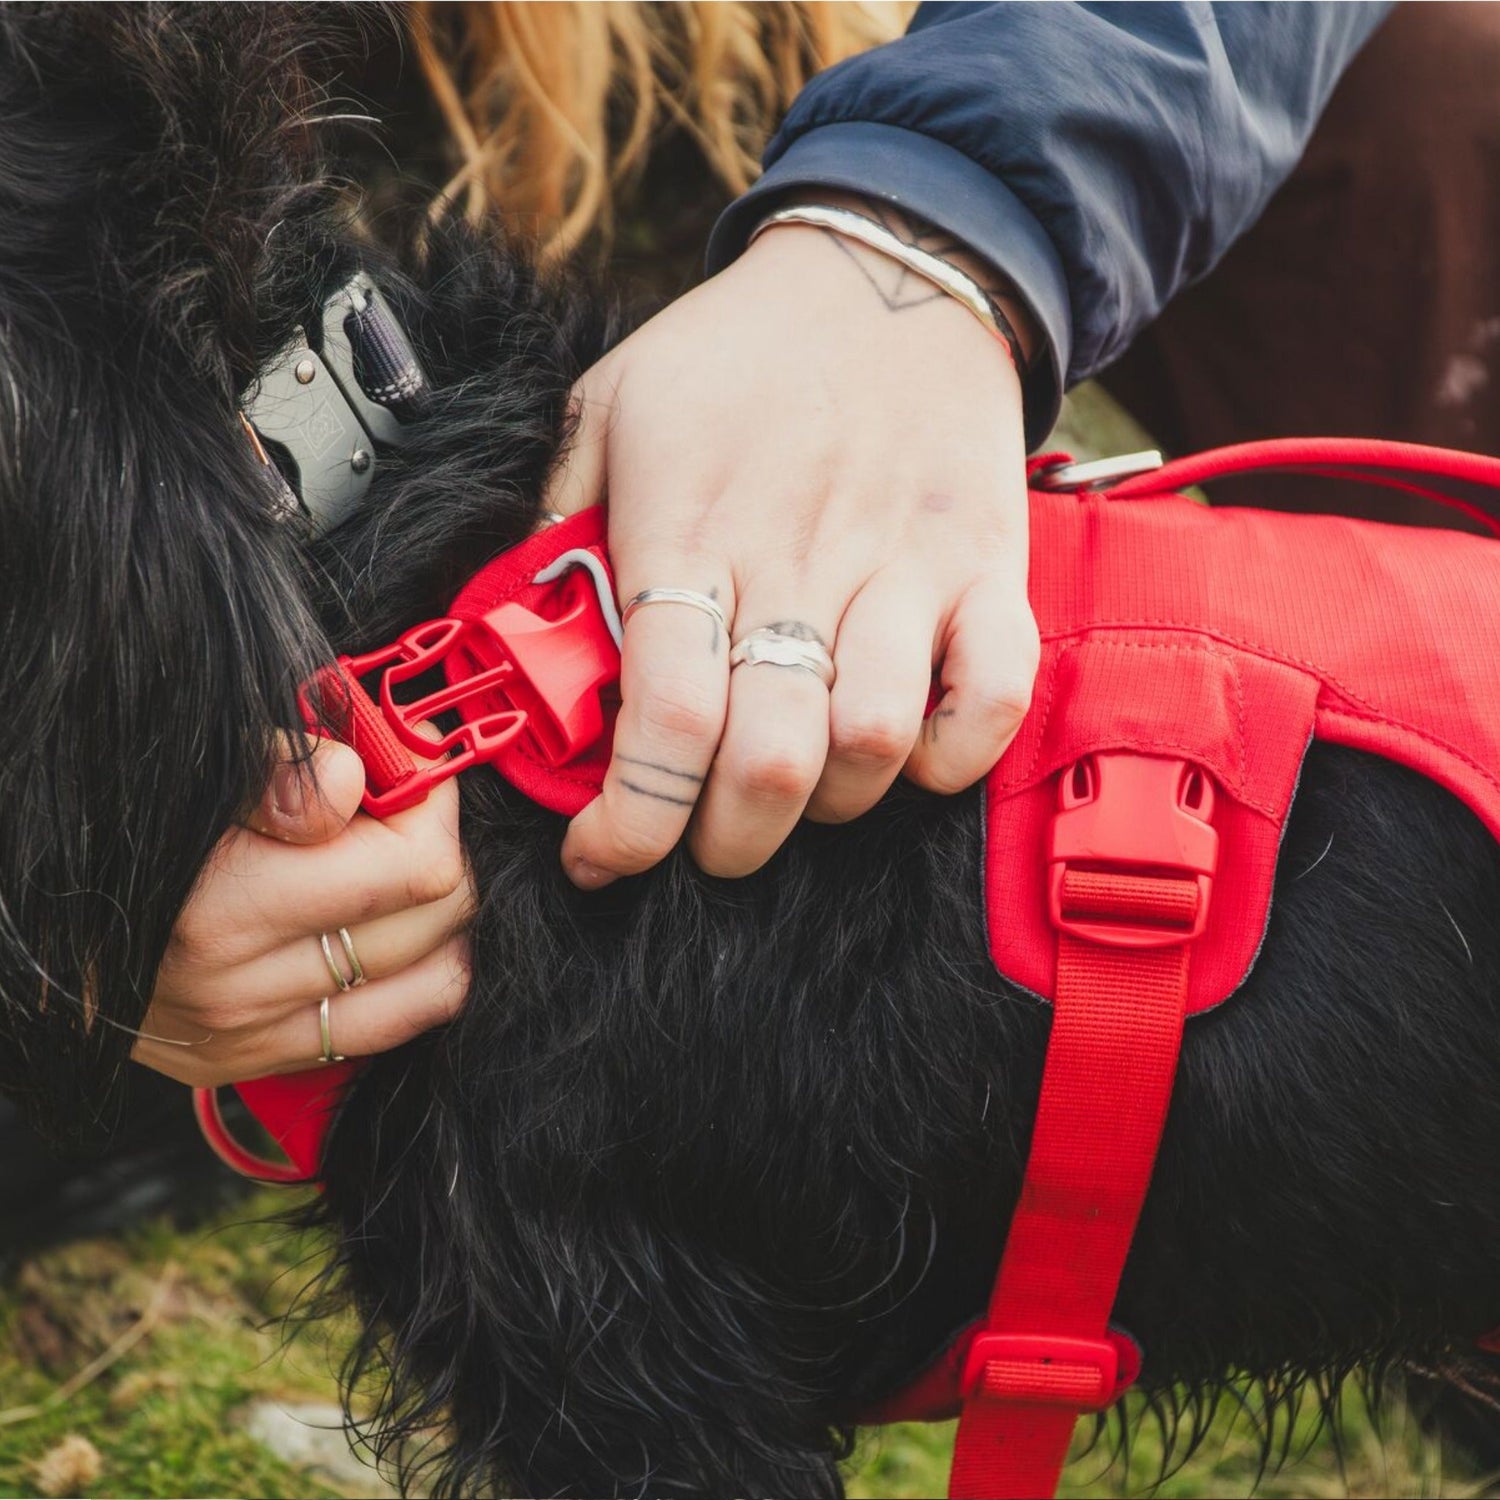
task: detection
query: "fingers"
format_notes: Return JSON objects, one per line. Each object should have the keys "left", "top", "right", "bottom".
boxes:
{"left": 688, "top": 606, "right": 835, "bottom": 877}
{"left": 135, "top": 934, "right": 471, "bottom": 1086}
{"left": 905, "top": 576, "right": 1040, "bottom": 795}
{"left": 560, "top": 562, "right": 733, "bottom": 888}
{"left": 247, "top": 733, "right": 366, "bottom": 845}
{"left": 277, "top": 934, "right": 471, "bottom": 1072}
{"left": 805, "top": 573, "right": 936, "bottom": 824}
{"left": 541, "top": 369, "right": 614, "bottom": 520}
{"left": 224, "top": 877, "right": 474, "bottom": 1016}
{"left": 183, "top": 776, "right": 466, "bottom": 957}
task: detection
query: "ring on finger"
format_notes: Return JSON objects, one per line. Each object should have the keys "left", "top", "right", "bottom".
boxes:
{"left": 621, "top": 587, "right": 727, "bottom": 634}
{"left": 318, "top": 996, "right": 346, "bottom": 1065}
{"left": 728, "top": 627, "right": 837, "bottom": 690}
{"left": 319, "top": 928, "right": 365, "bottom": 991}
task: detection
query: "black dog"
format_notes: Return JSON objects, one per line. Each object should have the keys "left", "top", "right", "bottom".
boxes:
{"left": 6, "top": 7, "right": 1500, "bottom": 1497}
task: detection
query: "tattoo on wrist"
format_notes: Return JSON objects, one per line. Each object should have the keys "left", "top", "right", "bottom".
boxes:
{"left": 809, "top": 200, "right": 1028, "bottom": 370}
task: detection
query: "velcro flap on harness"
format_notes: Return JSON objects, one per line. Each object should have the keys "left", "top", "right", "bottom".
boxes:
{"left": 986, "top": 631, "right": 1319, "bottom": 1015}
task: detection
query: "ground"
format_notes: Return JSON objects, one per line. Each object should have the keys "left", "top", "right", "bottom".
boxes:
{"left": 0, "top": 1184, "right": 1491, "bottom": 1498}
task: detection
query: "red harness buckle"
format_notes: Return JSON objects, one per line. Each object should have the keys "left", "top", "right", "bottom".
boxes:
{"left": 960, "top": 1332, "right": 1137, "bottom": 1411}
{"left": 312, "top": 557, "right": 621, "bottom": 818}
{"left": 1047, "top": 753, "right": 1219, "bottom": 947}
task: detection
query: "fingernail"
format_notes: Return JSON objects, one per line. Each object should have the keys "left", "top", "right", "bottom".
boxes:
{"left": 568, "top": 857, "right": 617, "bottom": 891}
{"left": 272, "top": 762, "right": 306, "bottom": 820}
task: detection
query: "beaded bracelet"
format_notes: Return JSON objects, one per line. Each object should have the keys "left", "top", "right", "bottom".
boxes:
{"left": 748, "top": 201, "right": 1027, "bottom": 375}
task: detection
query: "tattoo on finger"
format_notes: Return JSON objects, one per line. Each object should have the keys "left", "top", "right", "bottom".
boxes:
{"left": 618, "top": 754, "right": 705, "bottom": 785}
{"left": 923, "top": 707, "right": 958, "bottom": 744}
{"left": 620, "top": 779, "right": 696, "bottom": 807}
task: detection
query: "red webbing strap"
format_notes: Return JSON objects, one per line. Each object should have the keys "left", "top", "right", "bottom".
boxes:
{"left": 948, "top": 872, "right": 1195, "bottom": 1500}
{"left": 306, "top": 663, "right": 418, "bottom": 798}
{"left": 1104, "top": 437, "right": 1500, "bottom": 537}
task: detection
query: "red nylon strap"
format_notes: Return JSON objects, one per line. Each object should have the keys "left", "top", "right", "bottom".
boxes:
{"left": 306, "top": 662, "right": 418, "bottom": 797}
{"left": 1103, "top": 437, "right": 1500, "bottom": 537}
{"left": 948, "top": 871, "right": 1197, "bottom": 1498}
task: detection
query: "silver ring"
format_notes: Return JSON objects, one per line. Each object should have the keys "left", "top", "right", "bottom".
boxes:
{"left": 320, "top": 931, "right": 354, "bottom": 992}
{"left": 337, "top": 926, "right": 366, "bottom": 987}
{"left": 318, "top": 996, "right": 345, "bottom": 1065}
{"left": 728, "top": 627, "right": 836, "bottom": 690}
{"left": 621, "top": 588, "right": 727, "bottom": 635}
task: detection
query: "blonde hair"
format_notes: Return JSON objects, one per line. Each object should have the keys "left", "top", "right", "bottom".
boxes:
{"left": 409, "top": 2, "right": 909, "bottom": 263}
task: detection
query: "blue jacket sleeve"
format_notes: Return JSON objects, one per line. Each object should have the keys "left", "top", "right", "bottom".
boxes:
{"left": 707, "top": 1, "right": 1391, "bottom": 448}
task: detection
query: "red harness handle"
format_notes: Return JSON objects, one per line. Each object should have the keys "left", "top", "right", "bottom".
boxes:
{"left": 1103, "top": 436, "right": 1500, "bottom": 538}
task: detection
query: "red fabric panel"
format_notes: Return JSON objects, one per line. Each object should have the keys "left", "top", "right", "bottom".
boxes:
{"left": 987, "top": 636, "right": 1316, "bottom": 1016}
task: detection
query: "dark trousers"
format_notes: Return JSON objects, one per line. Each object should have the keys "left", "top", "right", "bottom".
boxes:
{"left": 1102, "top": 1, "right": 1500, "bottom": 523}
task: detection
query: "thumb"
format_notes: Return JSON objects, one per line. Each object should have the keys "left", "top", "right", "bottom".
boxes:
{"left": 250, "top": 733, "right": 367, "bottom": 845}
{"left": 540, "top": 367, "right": 613, "bottom": 519}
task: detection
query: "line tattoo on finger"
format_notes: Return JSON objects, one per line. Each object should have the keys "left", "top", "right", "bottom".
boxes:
{"left": 923, "top": 707, "right": 958, "bottom": 744}
{"left": 619, "top": 779, "right": 696, "bottom": 808}
{"left": 618, "top": 754, "right": 705, "bottom": 785}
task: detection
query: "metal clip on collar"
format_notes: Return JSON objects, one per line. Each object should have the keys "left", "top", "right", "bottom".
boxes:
{"left": 242, "top": 274, "right": 430, "bottom": 533}
{"left": 1033, "top": 450, "right": 1163, "bottom": 493}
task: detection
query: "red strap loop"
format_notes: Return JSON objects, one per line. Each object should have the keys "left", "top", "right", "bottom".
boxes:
{"left": 1102, "top": 436, "right": 1500, "bottom": 537}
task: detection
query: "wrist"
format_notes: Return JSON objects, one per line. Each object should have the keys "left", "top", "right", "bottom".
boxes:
{"left": 751, "top": 190, "right": 1041, "bottom": 371}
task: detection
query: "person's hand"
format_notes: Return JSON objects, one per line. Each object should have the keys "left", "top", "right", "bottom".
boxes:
{"left": 548, "top": 201, "right": 1040, "bottom": 886}
{"left": 134, "top": 735, "right": 472, "bottom": 1088}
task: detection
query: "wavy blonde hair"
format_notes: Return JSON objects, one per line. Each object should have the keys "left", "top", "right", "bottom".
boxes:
{"left": 409, "top": 2, "right": 910, "bottom": 262}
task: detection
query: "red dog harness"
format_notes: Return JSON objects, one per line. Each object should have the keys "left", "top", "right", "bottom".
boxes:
{"left": 196, "top": 437, "right": 1500, "bottom": 1499}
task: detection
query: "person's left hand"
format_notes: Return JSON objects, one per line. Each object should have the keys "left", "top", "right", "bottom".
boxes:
{"left": 545, "top": 200, "right": 1041, "bottom": 886}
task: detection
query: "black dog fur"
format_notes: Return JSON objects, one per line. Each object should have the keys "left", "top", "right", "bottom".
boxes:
{"left": 5, "top": 7, "right": 1500, "bottom": 1496}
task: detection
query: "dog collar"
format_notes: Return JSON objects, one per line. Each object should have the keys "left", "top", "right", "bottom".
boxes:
{"left": 243, "top": 273, "right": 431, "bottom": 533}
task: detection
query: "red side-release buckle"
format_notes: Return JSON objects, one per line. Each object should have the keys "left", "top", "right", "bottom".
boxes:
{"left": 1047, "top": 753, "right": 1219, "bottom": 948}
{"left": 311, "top": 559, "right": 620, "bottom": 818}
{"left": 960, "top": 1331, "right": 1140, "bottom": 1411}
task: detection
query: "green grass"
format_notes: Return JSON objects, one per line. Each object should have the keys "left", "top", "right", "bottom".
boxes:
{"left": 0, "top": 1191, "right": 360, "bottom": 1500}
{"left": 0, "top": 1189, "right": 1495, "bottom": 1498}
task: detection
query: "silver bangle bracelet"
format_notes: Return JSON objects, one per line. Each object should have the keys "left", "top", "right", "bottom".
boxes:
{"left": 747, "top": 202, "right": 1027, "bottom": 374}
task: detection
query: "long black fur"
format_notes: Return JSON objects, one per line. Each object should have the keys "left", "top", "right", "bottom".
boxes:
{"left": 5, "top": 7, "right": 1500, "bottom": 1496}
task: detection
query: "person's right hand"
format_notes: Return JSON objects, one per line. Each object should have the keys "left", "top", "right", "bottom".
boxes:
{"left": 133, "top": 735, "right": 473, "bottom": 1089}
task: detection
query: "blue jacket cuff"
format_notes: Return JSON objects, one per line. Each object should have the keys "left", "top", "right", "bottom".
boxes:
{"left": 706, "top": 122, "right": 1070, "bottom": 451}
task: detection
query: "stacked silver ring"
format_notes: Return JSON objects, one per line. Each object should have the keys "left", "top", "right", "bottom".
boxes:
{"left": 728, "top": 627, "right": 836, "bottom": 689}
{"left": 318, "top": 996, "right": 345, "bottom": 1065}
{"left": 320, "top": 927, "right": 365, "bottom": 991}
{"left": 621, "top": 587, "right": 727, "bottom": 634}
{"left": 317, "top": 927, "right": 364, "bottom": 1064}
